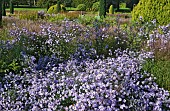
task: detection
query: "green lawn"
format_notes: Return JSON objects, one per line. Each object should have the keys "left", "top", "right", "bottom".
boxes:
{"left": 5, "top": 7, "right": 76, "bottom": 12}
{"left": 6, "top": 8, "right": 46, "bottom": 11}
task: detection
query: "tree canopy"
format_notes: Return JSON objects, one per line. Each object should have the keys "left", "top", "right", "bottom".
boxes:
{"left": 132, "top": 0, "right": 170, "bottom": 25}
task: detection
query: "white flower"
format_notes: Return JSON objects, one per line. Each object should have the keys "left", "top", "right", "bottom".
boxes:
{"left": 120, "top": 104, "right": 126, "bottom": 109}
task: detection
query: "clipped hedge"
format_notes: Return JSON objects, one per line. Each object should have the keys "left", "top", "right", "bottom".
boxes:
{"left": 92, "top": 2, "right": 99, "bottom": 12}
{"left": 120, "top": 3, "right": 126, "bottom": 8}
{"left": 77, "top": 4, "right": 86, "bottom": 11}
{"left": 132, "top": 0, "right": 170, "bottom": 25}
{"left": 47, "top": 4, "right": 66, "bottom": 14}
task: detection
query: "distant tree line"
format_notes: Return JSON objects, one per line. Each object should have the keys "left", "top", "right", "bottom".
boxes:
{"left": 0, "top": 0, "right": 139, "bottom": 27}
{"left": 0, "top": 0, "right": 139, "bottom": 10}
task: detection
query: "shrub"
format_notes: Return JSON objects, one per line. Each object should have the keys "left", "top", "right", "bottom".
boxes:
{"left": 18, "top": 11, "right": 38, "bottom": 21}
{"left": 132, "top": 0, "right": 170, "bottom": 25}
{"left": 92, "top": 2, "right": 99, "bottom": 12}
{"left": 77, "top": 4, "right": 86, "bottom": 11}
{"left": 65, "top": 11, "right": 80, "bottom": 20}
{"left": 78, "top": 15, "right": 95, "bottom": 26}
{"left": 71, "top": 0, "right": 97, "bottom": 8}
{"left": 115, "top": 8, "right": 131, "bottom": 13}
{"left": 143, "top": 59, "right": 170, "bottom": 91}
{"left": 47, "top": 14, "right": 66, "bottom": 22}
{"left": 47, "top": 4, "right": 66, "bottom": 14}
{"left": 119, "top": 3, "right": 126, "bottom": 8}
{"left": 109, "top": 5, "right": 114, "bottom": 14}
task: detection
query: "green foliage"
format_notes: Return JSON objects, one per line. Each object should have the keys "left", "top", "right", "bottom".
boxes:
{"left": 99, "top": 0, "right": 106, "bottom": 17}
{"left": 85, "top": 0, "right": 98, "bottom": 9}
{"left": 47, "top": 4, "right": 66, "bottom": 14}
{"left": 71, "top": 0, "right": 80, "bottom": 7}
{"left": 10, "top": 0, "right": 14, "bottom": 14}
{"left": 92, "top": 2, "right": 99, "bottom": 12}
{"left": 60, "top": 96, "right": 76, "bottom": 107}
{"left": 56, "top": 1, "right": 61, "bottom": 13}
{"left": 77, "top": 4, "right": 86, "bottom": 11}
{"left": 47, "top": 13, "right": 66, "bottom": 22}
{"left": 65, "top": 11, "right": 80, "bottom": 20}
{"left": 19, "top": 11, "right": 38, "bottom": 21}
{"left": 0, "top": 0, "right": 2, "bottom": 27}
{"left": 71, "top": 0, "right": 98, "bottom": 8}
{"left": 37, "top": 0, "right": 50, "bottom": 8}
{"left": 115, "top": 8, "right": 131, "bottom": 13}
{"left": 46, "top": 0, "right": 50, "bottom": 11}
{"left": 0, "top": 59, "right": 21, "bottom": 75}
{"left": 2, "top": 0, "right": 6, "bottom": 16}
{"left": 119, "top": 3, "right": 126, "bottom": 8}
{"left": 143, "top": 59, "right": 170, "bottom": 91}
{"left": 126, "top": 0, "right": 139, "bottom": 10}
{"left": 65, "top": 7, "right": 77, "bottom": 11}
{"left": 109, "top": 5, "right": 114, "bottom": 14}
{"left": 78, "top": 15, "right": 96, "bottom": 26}
{"left": 0, "top": 35, "right": 24, "bottom": 75}
{"left": 132, "top": 0, "right": 170, "bottom": 25}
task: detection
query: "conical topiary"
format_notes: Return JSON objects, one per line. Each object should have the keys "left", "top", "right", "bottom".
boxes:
{"left": 132, "top": 0, "right": 170, "bottom": 25}
{"left": 10, "top": 0, "right": 14, "bottom": 14}
{"left": 109, "top": 5, "right": 114, "bottom": 14}
{"left": 99, "top": 0, "right": 106, "bottom": 18}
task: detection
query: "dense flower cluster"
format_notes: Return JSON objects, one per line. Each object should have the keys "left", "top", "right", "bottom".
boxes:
{"left": 147, "top": 24, "right": 170, "bottom": 51}
{"left": 7, "top": 19, "right": 129, "bottom": 61}
{"left": 0, "top": 49, "right": 169, "bottom": 110}
{"left": 1, "top": 19, "right": 170, "bottom": 110}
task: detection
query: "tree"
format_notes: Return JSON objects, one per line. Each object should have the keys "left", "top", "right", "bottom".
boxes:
{"left": 56, "top": 0, "right": 61, "bottom": 13}
{"left": 126, "top": 0, "right": 139, "bottom": 11}
{"left": 46, "top": 0, "right": 50, "bottom": 11}
{"left": 62, "top": 0, "right": 72, "bottom": 7}
{"left": 99, "top": 0, "right": 106, "bottom": 17}
{"left": 106, "top": 0, "right": 125, "bottom": 12}
{"left": 2, "top": 0, "right": 6, "bottom": 16}
{"left": 10, "top": 0, "right": 14, "bottom": 14}
{"left": 0, "top": 0, "right": 2, "bottom": 27}
{"left": 116, "top": 0, "right": 120, "bottom": 11}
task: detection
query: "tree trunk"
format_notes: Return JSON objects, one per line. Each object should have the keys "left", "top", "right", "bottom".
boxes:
{"left": 10, "top": 0, "right": 14, "bottom": 14}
